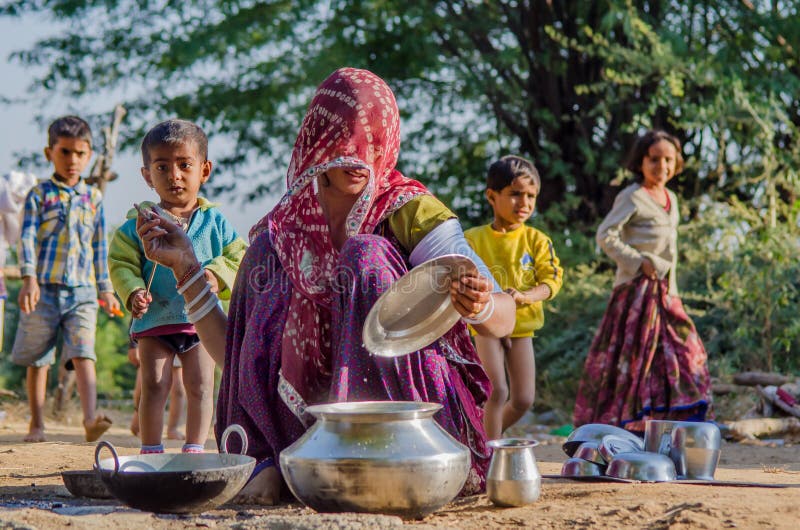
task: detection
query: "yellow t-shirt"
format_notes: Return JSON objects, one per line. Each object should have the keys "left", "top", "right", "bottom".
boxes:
{"left": 464, "top": 224, "right": 563, "bottom": 337}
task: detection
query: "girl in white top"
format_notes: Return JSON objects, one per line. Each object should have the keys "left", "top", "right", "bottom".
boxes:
{"left": 573, "top": 130, "right": 712, "bottom": 432}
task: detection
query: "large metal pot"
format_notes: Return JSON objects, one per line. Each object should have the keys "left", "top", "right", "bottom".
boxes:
{"left": 95, "top": 425, "right": 254, "bottom": 514}
{"left": 279, "top": 401, "right": 471, "bottom": 518}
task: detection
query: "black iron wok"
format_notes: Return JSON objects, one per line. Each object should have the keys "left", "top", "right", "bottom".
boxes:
{"left": 94, "top": 424, "right": 255, "bottom": 514}
{"left": 61, "top": 469, "right": 112, "bottom": 499}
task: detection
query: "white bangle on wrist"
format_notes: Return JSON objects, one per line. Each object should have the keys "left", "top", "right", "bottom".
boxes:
{"left": 184, "top": 283, "right": 212, "bottom": 312}
{"left": 187, "top": 293, "right": 219, "bottom": 323}
{"left": 177, "top": 268, "right": 205, "bottom": 295}
{"left": 463, "top": 295, "right": 495, "bottom": 325}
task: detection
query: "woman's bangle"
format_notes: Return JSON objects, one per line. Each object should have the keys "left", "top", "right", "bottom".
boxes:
{"left": 175, "top": 262, "right": 202, "bottom": 290}
{"left": 463, "top": 295, "right": 495, "bottom": 325}
{"left": 187, "top": 293, "right": 219, "bottom": 323}
{"left": 177, "top": 267, "right": 205, "bottom": 295}
{"left": 184, "top": 282, "right": 212, "bottom": 312}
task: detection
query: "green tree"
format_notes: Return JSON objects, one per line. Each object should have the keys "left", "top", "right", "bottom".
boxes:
{"left": 3, "top": 1, "right": 799, "bottom": 241}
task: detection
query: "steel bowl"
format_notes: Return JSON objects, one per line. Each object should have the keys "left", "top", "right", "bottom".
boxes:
{"left": 560, "top": 457, "right": 605, "bottom": 478}
{"left": 606, "top": 452, "right": 677, "bottom": 482}
{"left": 280, "top": 401, "right": 470, "bottom": 519}
{"left": 598, "top": 434, "right": 644, "bottom": 463}
{"left": 61, "top": 469, "right": 112, "bottom": 499}
{"left": 563, "top": 423, "right": 643, "bottom": 457}
{"left": 572, "top": 441, "right": 607, "bottom": 466}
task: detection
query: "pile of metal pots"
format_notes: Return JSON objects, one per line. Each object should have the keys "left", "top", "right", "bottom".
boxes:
{"left": 560, "top": 420, "right": 721, "bottom": 482}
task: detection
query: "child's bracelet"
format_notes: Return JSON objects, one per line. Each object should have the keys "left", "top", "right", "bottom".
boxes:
{"left": 187, "top": 293, "right": 219, "bottom": 323}
{"left": 184, "top": 283, "right": 212, "bottom": 312}
{"left": 463, "top": 295, "right": 495, "bottom": 325}
{"left": 177, "top": 266, "right": 205, "bottom": 295}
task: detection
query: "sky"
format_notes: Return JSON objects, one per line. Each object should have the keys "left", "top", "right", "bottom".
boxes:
{"left": 0, "top": 16, "right": 278, "bottom": 237}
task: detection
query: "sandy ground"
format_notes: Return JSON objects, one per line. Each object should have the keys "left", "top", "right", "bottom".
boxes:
{"left": 0, "top": 401, "right": 798, "bottom": 530}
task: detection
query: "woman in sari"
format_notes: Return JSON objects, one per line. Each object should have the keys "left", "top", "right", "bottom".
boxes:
{"left": 136, "top": 67, "right": 515, "bottom": 503}
{"left": 572, "top": 130, "right": 712, "bottom": 433}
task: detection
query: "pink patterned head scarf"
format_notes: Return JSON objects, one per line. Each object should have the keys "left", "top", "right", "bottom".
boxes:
{"left": 252, "top": 68, "right": 428, "bottom": 414}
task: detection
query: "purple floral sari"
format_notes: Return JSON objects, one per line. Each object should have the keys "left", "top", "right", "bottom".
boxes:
{"left": 573, "top": 275, "right": 712, "bottom": 432}
{"left": 215, "top": 232, "right": 491, "bottom": 495}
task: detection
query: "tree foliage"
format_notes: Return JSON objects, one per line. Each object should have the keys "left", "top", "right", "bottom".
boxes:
{"left": 5, "top": 1, "right": 800, "bottom": 410}
{"left": 3, "top": 0, "right": 800, "bottom": 236}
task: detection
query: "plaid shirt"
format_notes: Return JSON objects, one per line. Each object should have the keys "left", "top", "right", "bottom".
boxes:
{"left": 19, "top": 176, "right": 113, "bottom": 292}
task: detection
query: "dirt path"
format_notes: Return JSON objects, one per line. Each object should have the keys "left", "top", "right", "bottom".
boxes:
{"left": 0, "top": 402, "right": 798, "bottom": 529}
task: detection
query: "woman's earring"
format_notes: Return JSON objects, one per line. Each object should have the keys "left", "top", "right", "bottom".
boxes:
{"left": 320, "top": 172, "right": 331, "bottom": 187}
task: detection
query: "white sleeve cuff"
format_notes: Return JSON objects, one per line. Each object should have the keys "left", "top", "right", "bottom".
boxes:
{"left": 408, "top": 219, "right": 502, "bottom": 293}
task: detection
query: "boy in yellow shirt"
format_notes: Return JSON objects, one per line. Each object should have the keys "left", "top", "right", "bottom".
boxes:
{"left": 465, "top": 155, "right": 563, "bottom": 440}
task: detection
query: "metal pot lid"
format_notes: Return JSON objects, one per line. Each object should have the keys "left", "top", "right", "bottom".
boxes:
{"left": 363, "top": 254, "right": 477, "bottom": 357}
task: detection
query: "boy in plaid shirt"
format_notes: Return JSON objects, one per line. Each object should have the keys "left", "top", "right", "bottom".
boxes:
{"left": 12, "top": 116, "right": 121, "bottom": 443}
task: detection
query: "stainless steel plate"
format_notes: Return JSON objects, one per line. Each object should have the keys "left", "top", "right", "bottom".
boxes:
{"left": 363, "top": 254, "right": 477, "bottom": 357}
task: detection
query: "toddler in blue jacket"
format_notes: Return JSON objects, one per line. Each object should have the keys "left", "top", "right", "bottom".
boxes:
{"left": 109, "top": 119, "right": 246, "bottom": 454}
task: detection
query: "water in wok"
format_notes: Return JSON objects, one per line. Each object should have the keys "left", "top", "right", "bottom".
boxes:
{"left": 94, "top": 425, "right": 254, "bottom": 514}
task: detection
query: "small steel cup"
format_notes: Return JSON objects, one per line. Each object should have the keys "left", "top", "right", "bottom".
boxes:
{"left": 486, "top": 439, "right": 541, "bottom": 507}
{"left": 669, "top": 422, "right": 721, "bottom": 480}
{"left": 644, "top": 420, "right": 684, "bottom": 455}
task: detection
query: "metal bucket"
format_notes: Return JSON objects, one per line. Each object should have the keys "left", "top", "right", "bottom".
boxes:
{"left": 95, "top": 424, "right": 255, "bottom": 513}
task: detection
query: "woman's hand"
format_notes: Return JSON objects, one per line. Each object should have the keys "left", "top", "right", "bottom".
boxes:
{"left": 641, "top": 257, "right": 657, "bottom": 280}
{"left": 136, "top": 207, "right": 199, "bottom": 279}
{"left": 450, "top": 272, "right": 493, "bottom": 319}
{"left": 452, "top": 272, "right": 516, "bottom": 338}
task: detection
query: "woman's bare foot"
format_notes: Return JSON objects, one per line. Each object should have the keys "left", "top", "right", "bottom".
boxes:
{"left": 24, "top": 427, "right": 46, "bottom": 443}
{"left": 233, "top": 466, "right": 282, "bottom": 505}
{"left": 166, "top": 429, "right": 185, "bottom": 440}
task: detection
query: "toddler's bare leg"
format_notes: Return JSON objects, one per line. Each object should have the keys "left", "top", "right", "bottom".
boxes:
{"left": 24, "top": 366, "right": 49, "bottom": 442}
{"left": 166, "top": 365, "right": 186, "bottom": 440}
{"left": 500, "top": 337, "right": 536, "bottom": 433}
{"left": 473, "top": 335, "right": 508, "bottom": 440}
{"left": 130, "top": 367, "right": 142, "bottom": 437}
{"left": 137, "top": 337, "right": 173, "bottom": 447}
{"left": 179, "top": 344, "right": 214, "bottom": 447}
